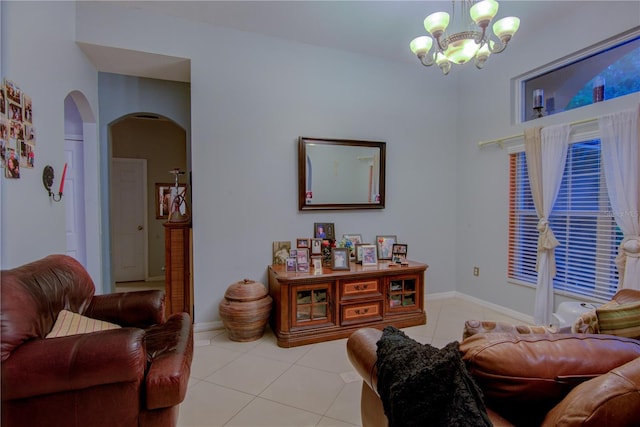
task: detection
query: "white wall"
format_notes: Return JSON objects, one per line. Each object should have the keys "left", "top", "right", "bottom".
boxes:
{"left": 75, "top": 2, "right": 458, "bottom": 326}
{"left": 454, "top": 1, "right": 640, "bottom": 315}
{"left": 0, "top": 1, "right": 98, "bottom": 269}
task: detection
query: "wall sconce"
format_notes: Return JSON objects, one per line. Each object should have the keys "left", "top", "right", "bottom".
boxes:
{"left": 42, "top": 163, "right": 66, "bottom": 202}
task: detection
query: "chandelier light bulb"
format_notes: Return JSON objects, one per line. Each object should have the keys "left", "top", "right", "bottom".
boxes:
{"left": 470, "top": 0, "right": 499, "bottom": 27}
{"left": 493, "top": 16, "right": 520, "bottom": 41}
{"left": 424, "top": 12, "right": 450, "bottom": 37}
{"left": 410, "top": 36, "right": 433, "bottom": 55}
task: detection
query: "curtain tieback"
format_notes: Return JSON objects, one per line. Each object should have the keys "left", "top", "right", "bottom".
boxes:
{"left": 620, "top": 235, "right": 640, "bottom": 258}
{"left": 536, "top": 218, "right": 559, "bottom": 275}
{"left": 537, "top": 218, "right": 560, "bottom": 251}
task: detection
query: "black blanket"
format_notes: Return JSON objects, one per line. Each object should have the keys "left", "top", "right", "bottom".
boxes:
{"left": 376, "top": 326, "right": 492, "bottom": 427}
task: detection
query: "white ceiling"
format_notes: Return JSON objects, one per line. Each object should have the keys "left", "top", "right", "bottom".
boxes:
{"left": 81, "top": 1, "right": 581, "bottom": 82}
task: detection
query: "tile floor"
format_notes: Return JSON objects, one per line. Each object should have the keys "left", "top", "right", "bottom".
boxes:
{"left": 176, "top": 297, "right": 524, "bottom": 427}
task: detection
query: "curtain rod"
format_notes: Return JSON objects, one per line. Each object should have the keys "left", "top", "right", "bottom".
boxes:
{"left": 477, "top": 117, "right": 597, "bottom": 148}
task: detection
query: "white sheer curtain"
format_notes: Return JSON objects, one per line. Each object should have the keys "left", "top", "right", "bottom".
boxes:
{"left": 599, "top": 106, "right": 640, "bottom": 290}
{"left": 524, "top": 124, "right": 570, "bottom": 325}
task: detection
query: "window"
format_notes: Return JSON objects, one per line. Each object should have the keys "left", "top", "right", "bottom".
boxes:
{"left": 508, "top": 139, "right": 622, "bottom": 301}
{"left": 520, "top": 31, "right": 640, "bottom": 122}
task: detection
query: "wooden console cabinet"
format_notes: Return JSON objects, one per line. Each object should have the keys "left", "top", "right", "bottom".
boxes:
{"left": 268, "top": 260, "right": 428, "bottom": 347}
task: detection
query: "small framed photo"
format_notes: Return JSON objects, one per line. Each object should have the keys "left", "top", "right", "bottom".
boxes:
{"left": 297, "top": 262, "right": 310, "bottom": 273}
{"left": 343, "top": 234, "right": 363, "bottom": 245}
{"left": 286, "top": 257, "right": 297, "bottom": 272}
{"left": 360, "top": 244, "right": 378, "bottom": 266}
{"left": 311, "top": 238, "right": 323, "bottom": 255}
{"left": 331, "top": 247, "right": 350, "bottom": 270}
{"left": 354, "top": 243, "right": 370, "bottom": 264}
{"left": 296, "top": 238, "right": 310, "bottom": 249}
{"left": 314, "top": 222, "right": 335, "bottom": 240}
{"left": 376, "top": 235, "right": 397, "bottom": 260}
{"left": 312, "top": 256, "right": 323, "bottom": 272}
{"left": 296, "top": 248, "right": 309, "bottom": 265}
{"left": 290, "top": 249, "right": 298, "bottom": 258}
{"left": 392, "top": 244, "right": 408, "bottom": 263}
{"left": 273, "top": 241, "right": 292, "bottom": 265}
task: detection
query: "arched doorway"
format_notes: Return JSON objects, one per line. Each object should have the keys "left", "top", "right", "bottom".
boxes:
{"left": 109, "top": 113, "right": 187, "bottom": 290}
{"left": 63, "top": 91, "right": 101, "bottom": 290}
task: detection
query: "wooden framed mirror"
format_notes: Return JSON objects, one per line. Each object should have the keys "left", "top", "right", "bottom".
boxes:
{"left": 298, "top": 137, "right": 386, "bottom": 211}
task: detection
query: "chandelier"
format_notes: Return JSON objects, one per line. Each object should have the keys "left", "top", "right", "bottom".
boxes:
{"left": 409, "top": 0, "right": 520, "bottom": 75}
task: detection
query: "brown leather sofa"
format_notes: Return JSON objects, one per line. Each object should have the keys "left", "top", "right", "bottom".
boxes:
{"left": 1, "top": 254, "right": 194, "bottom": 427}
{"left": 347, "top": 290, "right": 640, "bottom": 427}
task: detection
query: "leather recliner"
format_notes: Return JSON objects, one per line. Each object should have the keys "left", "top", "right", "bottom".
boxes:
{"left": 1, "top": 254, "right": 194, "bottom": 427}
{"left": 347, "top": 289, "right": 640, "bottom": 427}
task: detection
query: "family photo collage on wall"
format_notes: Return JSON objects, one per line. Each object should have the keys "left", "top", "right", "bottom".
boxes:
{"left": 1, "top": 79, "right": 36, "bottom": 179}
{"left": 272, "top": 223, "right": 409, "bottom": 273}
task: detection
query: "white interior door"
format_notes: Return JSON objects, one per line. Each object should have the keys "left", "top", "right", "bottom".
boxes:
{"left": 64, "top": 137, "right": 86, "bottom": 267}
{"left": 112, "top": 158, "right": 147, "bottom": 282}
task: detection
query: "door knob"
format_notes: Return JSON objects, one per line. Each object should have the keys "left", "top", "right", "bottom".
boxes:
{"left": 137, "top": 225, "right": 144, "bottom": 230}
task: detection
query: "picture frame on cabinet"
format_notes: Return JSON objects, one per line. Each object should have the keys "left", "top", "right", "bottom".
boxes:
{"left": 331, "top": 248, "right": 350, "bottom": 270}
{"left": 286, "top": 257, "right": 297, "bottom": 272}
{"left": 392, "top": 244, "right": 408, "bottom": 262}
{"left": 311, "top": 238, "right": 323, "bottom": 255}
{"left": 376, "top": 235, "right": 397, "bottom": 260}
{"left": 296, "top": 238, "right": 310, "bottom": 249}
{"left": 296, "top": 248, "right": 309, "bottom": 265}
{"left": 314, "top": 222, "right": 335, "bottom": 240}
{"left": 361, "top": 244, "right": 378, "bottom": 266}
{"left": 355, "top": 243, "right": 370, "bottom": 264}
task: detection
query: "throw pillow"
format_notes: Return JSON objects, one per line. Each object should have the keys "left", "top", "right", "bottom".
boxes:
{"left": 463, "top": 320, "right": 557, "bottom": 339}
{"left": 571, "top": 308, "right": 600, "bottom": 334}
{"left": 597, "top": 300, "right": 640, "bottom": 339}
{"left": 375, "top": 326, "right": 491, "bottom": 427}
{"left": 46, "top": 309, "right": 120, "bottom": 338}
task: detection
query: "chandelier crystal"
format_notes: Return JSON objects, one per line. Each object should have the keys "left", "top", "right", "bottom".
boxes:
{"left": 409, "top": 0, "right": 520, "bottom": 75}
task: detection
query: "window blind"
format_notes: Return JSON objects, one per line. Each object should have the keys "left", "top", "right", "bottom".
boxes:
{"left": 508, "top": 139, "right": 621, "bottom": 301}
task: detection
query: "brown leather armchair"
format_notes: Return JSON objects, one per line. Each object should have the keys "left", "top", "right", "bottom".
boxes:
{"left": 1, "top": 254, "right": 194, "bottom": 427}
{"left": 347, "top": 291, "right": 640, "bottom": 426}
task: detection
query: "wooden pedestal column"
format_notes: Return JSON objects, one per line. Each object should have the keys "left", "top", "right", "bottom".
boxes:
{"left": 163, "top": 221, "right": 193, "bottom": 317}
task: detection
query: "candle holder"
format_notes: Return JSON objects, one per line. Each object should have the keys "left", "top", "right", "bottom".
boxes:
{"left": 43, "top": 165, "right": 63, "bottom": 202}
{"left": 533, "top": 106, "right": 544, "bottom": 118}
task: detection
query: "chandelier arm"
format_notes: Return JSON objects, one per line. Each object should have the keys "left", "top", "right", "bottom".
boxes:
{"left": 434, "top": 35, "right": 449, "bottom": 52}
{"left": 487, "top": 36, "right": 508, "bottom": 54}
{"left": 418, "top": 53, "right": 437, "bottom": 67}
{"left": 474, "top": 25, "right": 487, "bottom": 45}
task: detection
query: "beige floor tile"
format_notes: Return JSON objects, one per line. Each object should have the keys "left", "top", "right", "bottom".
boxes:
{"left": 324, "top": 380, "right": 362, "bottom": 425}
{"left": 210, "top": 331, "right": 263, "bottom": 352}
{"left": 259, "top": 364, "right": 346, "bottom": 415}
{"left": 204, "top": 353, "right": 292, "bottom": 395}
{"left": 247, "top": 336, "right": 314, "bottom": 364}
{"left": 177, "top": 381, "right": 254, "bottom": 426}
{"left": 295, "top": 340, "right": 353, "bottom": 374}
{"left": 224, "top": 397, "right": 321, "bottom": 427}
{"left": 190, "top": 344, "right": 243, "bottom": 380}
{"left": 317, "top": 417, "right": 361, "bottom": 427}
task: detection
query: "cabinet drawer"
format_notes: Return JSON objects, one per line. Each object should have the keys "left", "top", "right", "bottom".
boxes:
{"left": 341, "top": 301, "right": 383, "bottom": 326}
{"left": 340, "top": 279, "right": 380, "bottom": 299}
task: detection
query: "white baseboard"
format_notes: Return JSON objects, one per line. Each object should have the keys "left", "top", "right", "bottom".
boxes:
{"left": 194, "top": 320, "right": 224, "bottom": 333}
{"left": 426, "top": 291, "right": 534, "bottom": 324}
{"left": 193, "top": 292, "right": 534, "bottom": 334}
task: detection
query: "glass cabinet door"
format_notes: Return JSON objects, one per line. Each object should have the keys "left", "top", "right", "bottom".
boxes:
{"left": 387, "top": 276, "right": 418, "bottom": 312}
{"left": 292, "top": 283, "right": 333, "bottom": 327}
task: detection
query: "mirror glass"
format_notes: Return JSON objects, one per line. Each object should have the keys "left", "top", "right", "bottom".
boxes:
{"left": 298, "top": 137, "right": 386, "bottom": 210}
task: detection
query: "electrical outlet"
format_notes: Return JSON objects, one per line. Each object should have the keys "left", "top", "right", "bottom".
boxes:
{"left": 473, "top": 266, "right": 479, "bottom": 276}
